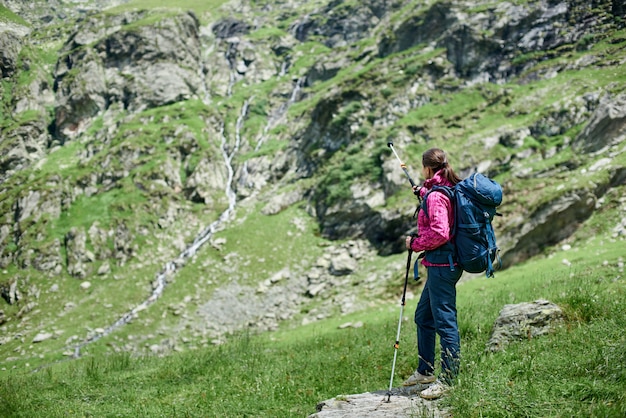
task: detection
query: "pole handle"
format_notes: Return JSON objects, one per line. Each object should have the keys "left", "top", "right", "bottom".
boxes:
{"left": 388, "top": 142, "right": 417, "bottom": 189}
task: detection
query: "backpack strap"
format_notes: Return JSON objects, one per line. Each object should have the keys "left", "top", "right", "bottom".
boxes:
{"left": 484, "top": 220, "right": 501, "bottom": 278}
{"left": 421, "top": 186, "right": 454, "bottom": 218}
{"left": 422, "top": 186, "right": 457, "bottom": 271}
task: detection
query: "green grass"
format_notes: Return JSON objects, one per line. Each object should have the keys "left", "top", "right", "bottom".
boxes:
{"left": 106, "top": 0, "right": 231, "bottom": 22}
{"left": 315, "top": 143, "right": 384, "bottom": 207}
{"left": 1, "top": 234, "right": 624, "bottom": 417}
{"left": 448, "top": 240, "right": 626, "bottom": 417}
{"left": 1, "top": 1, "right": 626, "bottom": 416}
{"left": 0, "top": 5, "right": 29, "bottom": 26}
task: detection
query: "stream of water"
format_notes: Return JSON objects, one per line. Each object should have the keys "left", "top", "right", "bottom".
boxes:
{"left": 70, "top": 70, "right": 304, "bottom": 357}
{"left": 71, "top": 100, "right": 251, "bottom": 357}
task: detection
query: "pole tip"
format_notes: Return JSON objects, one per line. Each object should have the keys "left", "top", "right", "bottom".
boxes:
{"left": 387, "top": 141, "right": 394, "bottom": 148}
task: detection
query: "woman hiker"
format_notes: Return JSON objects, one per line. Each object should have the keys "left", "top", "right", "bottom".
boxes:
{"left": 402, "top": 147, "right": 463, "bottom": 400}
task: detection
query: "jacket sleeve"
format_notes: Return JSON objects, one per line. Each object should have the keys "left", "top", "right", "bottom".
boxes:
{"left": 410, "top": 192, "right": 452, "bottom": 252}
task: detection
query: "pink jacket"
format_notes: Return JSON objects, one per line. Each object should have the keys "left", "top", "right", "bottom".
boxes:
{"left": 409, "top": 172, "right": 455, "bottom": 266}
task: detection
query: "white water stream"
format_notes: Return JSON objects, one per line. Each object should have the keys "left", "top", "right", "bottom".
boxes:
{"left": 70, "top": 60, "right": 304, "bottom": 357}
{"left": 72, "top": 100, "right": 251, "bottom": 357}
{"left": 254, "top": 76, "right": 305, "bottom": 152}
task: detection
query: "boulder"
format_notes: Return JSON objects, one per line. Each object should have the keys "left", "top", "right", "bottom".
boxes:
{"left": 486, "top": 299, "right": 564, "bottom": 352}
{"left": 0, "top": 279, "right": 20, "bottom": 305}
{"left": 310, "top": 388, "right": 450, "bottom": 418}
{"left": 65, "top": 228, "right": 94, "bottom": 279}
{"left": 329, "top": 252, "right": 357, "bottom": 276}
{"left": 33, "top": 332, "right": 54, "bottom": 343}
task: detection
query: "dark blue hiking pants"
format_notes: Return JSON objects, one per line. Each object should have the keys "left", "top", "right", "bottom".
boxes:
{"left": 415, "top": 265, "right": 463, "bottom": 385}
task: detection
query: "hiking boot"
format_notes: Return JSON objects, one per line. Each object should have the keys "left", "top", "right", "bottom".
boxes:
{"left": 419, "top": 380, "right": 448, "bottom": 400}
{"left": 402, "top": 371, "right": 436, "bottom": 386}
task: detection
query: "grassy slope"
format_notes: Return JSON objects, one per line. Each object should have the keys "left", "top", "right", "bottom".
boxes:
{"left": 0, "top": 187, "right": 624, "bottom": 417}
{"left": 1, "top": 1, "right": 626, "bottom": 416}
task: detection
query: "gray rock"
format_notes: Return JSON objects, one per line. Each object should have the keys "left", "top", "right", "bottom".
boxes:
{"left": 500, "top": 192, "right": 597, "bottom": 268}
{"left": 0, "top": 29, "right": 23, "bottom": 78}
{"left": 97, "top": 262, "right": 110, "bottom": 276}
{"left": 486, "top": 299, "right": 564, "bottom": 352}
{"left": 329, "top": 252, "right": 357, "bottom": 276}
{"left": 0, "top": 279, "right": 20, "bottom": 305}
{"left": 307, "top": 282, "right": 327, "bottom": 297}
{"left": 310, "top": 388, "right": 450, "bottom": 418}
{"left": 261, "top": 189, "right": 304, "bottom": 215}
{"left": 185, "top": 158, "right": 229, "bottom": 204}
{"left": 33, "top": 332, "right": 54, "bottom": 343}
{"left": 211, "top": 18, "right": 251, "bottom": 39}
{"left": 291, "top": 0, "right": 394, "bottom": 48}
{"left": 29, "top": 239, "right": 64, "bottom": 276}
{"left": 65, "top": 227, "right": 93, "bottom": 278}
{"left": 53, "top": 11, "right": 204, "bottom": 140}
{"left": 574, "top": 93, "right": 626, "bottom": 153}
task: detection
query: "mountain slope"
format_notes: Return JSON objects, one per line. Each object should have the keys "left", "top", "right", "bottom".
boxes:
{"left": 0, "top": 0, "right": 625, "bottom": 369}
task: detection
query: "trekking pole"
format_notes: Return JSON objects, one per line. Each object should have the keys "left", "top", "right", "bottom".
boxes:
{"left": 387, "top": 141, "right": 417, "bottom": 190}
{"left": 385, "top": 247, "right": 413, "bottom": 402}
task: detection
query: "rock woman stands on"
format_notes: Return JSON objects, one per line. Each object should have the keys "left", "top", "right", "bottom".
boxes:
{"left": 402, "top": 147, "right": 463, "bottom": 400}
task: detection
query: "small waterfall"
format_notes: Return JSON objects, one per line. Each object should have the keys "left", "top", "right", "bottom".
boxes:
{"left": 279, "top": 60, "right": 289, "bottom": 77}
{"left": 71, "top": 100, "right": 252, "bottom": 357}
{"left": 255, "top": 76, "right": 306, "bottom": 152}
{"left": 289, "top": 76, "right": 305, "bottom": 103}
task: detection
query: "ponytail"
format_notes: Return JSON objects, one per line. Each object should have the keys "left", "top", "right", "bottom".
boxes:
{"left": 422, "top": 148, "right": 462, "bottom": 185}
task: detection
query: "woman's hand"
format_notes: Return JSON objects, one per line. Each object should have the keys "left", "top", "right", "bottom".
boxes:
{"left": 405, "top": 235, "right": 412, "bottom": 250}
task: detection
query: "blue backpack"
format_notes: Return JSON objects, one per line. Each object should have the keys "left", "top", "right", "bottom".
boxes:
{"left": 422, "top": 173, "right": 503, "bottom": 277}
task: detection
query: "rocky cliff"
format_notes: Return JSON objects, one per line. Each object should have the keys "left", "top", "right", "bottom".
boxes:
{"left": 0, "top": 0, "right": 625, "bottom": 364}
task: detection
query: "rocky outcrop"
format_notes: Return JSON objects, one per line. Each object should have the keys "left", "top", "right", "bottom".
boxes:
{"left": 498, "top": 88, "right": 626, "bottom": 267}
{"left": 378, "top": 2, "right": 457, "bottom": 58}
{"left": 206, "top": 17, "right": 280, "bottom": 97}
{"left": 499, "top": 191, "right": 597, "bottom": 267}
{"left": 0, "top": 115, "right": 52, "bottom": 184}
{"left": 378, "top": 0, "right": 615, "bottom": 82}
{"left": 53, "top": 10, "right": 204, "bottom": 139}
{"left": 0, "top": 28, "right": 23, "bottom": 78}
{"left": 574, "top": 93, "right": 626, "bottom": 153}
{"left": 0, "top": 278, "right": 20, "bottom": 305}
{"left": 0, "top": 21, "right": 53, "bottom": 184}
{"left": 65, "top": 227, "right": 95, "bottom": 279}
{"left": 211, "top": 17, "right": 251, "bottom": 39}
{"left": 292, "top": 0, "right": 402, "bottom": 48}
